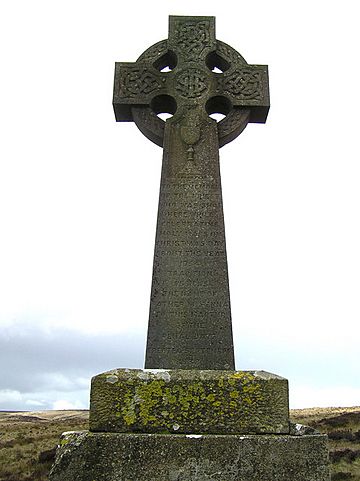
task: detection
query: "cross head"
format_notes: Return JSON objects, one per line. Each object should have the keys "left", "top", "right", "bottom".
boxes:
{"left": 113, "top": 16, "right": 269, "bottom": 148}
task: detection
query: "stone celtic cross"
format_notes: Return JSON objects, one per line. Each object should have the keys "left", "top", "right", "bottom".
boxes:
{"left": 113, "top": 16, "right": 269, "bottom": 370}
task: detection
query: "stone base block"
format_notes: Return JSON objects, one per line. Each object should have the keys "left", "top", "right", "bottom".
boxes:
{"left": 50, "top": 429, "right": 330, "bottom": 481}
{"left": 90, "top": 369, "right": 289, "bottom": 434}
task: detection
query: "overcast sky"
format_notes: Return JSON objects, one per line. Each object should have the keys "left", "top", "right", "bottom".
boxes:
{"left": 0, "top": 0, "right": 359, "bottom": 411}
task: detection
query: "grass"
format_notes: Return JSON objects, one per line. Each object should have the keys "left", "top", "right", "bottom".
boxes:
{"left": 291, "top": 407, "right": 360, "bottom": 481}
{"left": 0, "top": 407, "right": 359, "bottom": 480}
{"left": 0, "top": 411, "right": 88, "bottom": 481}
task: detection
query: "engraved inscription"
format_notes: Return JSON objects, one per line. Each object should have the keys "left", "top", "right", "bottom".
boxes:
{"left": 148, "top": 169, "right": 233, "bottom": 371}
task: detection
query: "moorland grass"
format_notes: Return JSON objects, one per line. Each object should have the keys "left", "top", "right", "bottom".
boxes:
{"left": 0, "top": 408, "right": 359, "bottom": 481}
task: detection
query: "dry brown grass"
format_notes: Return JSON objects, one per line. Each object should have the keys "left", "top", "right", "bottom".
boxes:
{"left": 0, "top": 411, "right": 88, "bottom": 481}
{"left": 291, "top": 407, "right": 360, "bottom": 481}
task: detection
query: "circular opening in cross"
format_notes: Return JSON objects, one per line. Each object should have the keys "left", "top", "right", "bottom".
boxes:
{"left": 206, "top": 96, "right": 232, "bottom": 122}
{"left": 150, "top": 94, "right": 177, "bottom": 121}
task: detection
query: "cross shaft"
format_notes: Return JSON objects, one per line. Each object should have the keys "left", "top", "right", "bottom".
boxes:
{"left": 113, "top": 16, "right": 270, "bottom": 370}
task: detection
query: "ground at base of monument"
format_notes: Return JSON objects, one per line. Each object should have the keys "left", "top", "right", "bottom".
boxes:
{"left": 49, "top": 429, "right": 330, "bottom": 481}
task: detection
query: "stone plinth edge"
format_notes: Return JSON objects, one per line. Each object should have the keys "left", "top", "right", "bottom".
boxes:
{"left": 49, "top": 429, "right": 330, "bottom": 481}
{"left": 90, "top": 369, "right": 289, "bottom": 434}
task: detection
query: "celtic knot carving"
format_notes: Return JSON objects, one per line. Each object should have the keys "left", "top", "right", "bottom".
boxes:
{"left": 218, "top": 109, "right": 247, "bottom": 136}
{"left": 120, "top": 69, "right": 163, "bottom": 97}
{"left": 175, "top": 21, "right": 210, "bottom": 58}
{"left": 175, "top": 69, "right": 208, "bottom": 98}
{"left": 132, "top": 107, "right": 164, "bottom": 147}
{"left": 216, "top": 41, "right": 246, "bottom": 65}
{"left": 217, "top": 109, "right": 250, "bottom": 147}
{"left": 222, "top": 70, "right": 263, "bottom": 100}
{"left": 138, "top": 40, "right": 168, "bottom": 63}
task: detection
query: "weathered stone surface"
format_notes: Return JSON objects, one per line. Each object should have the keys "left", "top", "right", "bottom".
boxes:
{"left": 90, "top": 369, "right": 289, "bottom": 434}
{"left": 113, "top": 16, "right": 270, "bottom": 370}
{"left": 50, "top": 429, "right": 330, "bottom": 481}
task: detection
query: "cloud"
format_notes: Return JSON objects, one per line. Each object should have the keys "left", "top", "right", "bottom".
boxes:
{"left": 0, "top": 388, "right": 88, "bottom": 411}
{"left": 291, "top": 385, "right": 360, "bottom": 409}
{"left": 0, "top": 323, "right": 144, "bottom": 410}
{"left": 52, "top": 399, "right": 87, "bottom": 410}
{"left": 0, "top": 389, "right": 22, "bottom": 405}
{"left": 1, "top": 321, "right": 359, "bottom": 410}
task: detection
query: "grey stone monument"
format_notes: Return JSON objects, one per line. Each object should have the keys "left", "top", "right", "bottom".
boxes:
{"left": 50, "top": 16, "right": 330, "bottom": 481}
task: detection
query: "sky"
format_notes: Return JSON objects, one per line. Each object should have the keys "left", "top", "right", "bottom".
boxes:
{"left": 0, "top": 0, "right": 359, "bottom": 411}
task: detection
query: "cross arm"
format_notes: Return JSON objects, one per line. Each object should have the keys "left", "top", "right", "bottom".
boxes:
{"left": 113, "top": 62, "right": 167, "bottom": 122}
{"left": 218, "top": 65, "right": 270, "bottom": 123}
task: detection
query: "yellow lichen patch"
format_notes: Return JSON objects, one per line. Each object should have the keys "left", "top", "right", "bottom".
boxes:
{"left": 136, "top": 379, "right": 166, "bottom": 425}
{"left": 231, "top": 372, "right": 255, "bottom": 381}
{"left": 121, "top": 390, "right": 137, "bottom": 426}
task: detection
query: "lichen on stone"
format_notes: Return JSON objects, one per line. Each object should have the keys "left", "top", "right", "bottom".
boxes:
{"left": 89, "top": 369, "right": 289, "bottom": 434}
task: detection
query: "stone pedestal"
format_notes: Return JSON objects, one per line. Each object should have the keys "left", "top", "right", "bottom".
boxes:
{"left": 90, "top": 369, "right": 289, "bottom": 434}
{"left": 50, "top": 430, "right": 329, "bottom": 481}
{"left": 49, "top": 369, "right": 330, "bottom": 481}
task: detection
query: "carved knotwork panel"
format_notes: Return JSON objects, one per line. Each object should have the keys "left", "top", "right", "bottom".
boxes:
{"left": 120, "top": 68, "right": 164, "bottom": 98}
{"left": 173, "top": 20, "right": 212, "bottom": 59}
{"left": 222, "top": 70, "right": 263, "bottom": 101}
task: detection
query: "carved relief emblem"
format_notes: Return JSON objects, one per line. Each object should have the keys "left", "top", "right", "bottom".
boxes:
{"left": 120, "top": 69, "right": 162, "bottom": 97}
{"left": 175, "top": 69, "right": 208, "bottom": 98}
{"left": 223, "top": 70, "right": 263, "bottom": 101}
{"left": 180, "top": 109, "right": 201, "bottom": 162}
{"left": 175, "top": 21, "right": 210, "bottom": 58}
